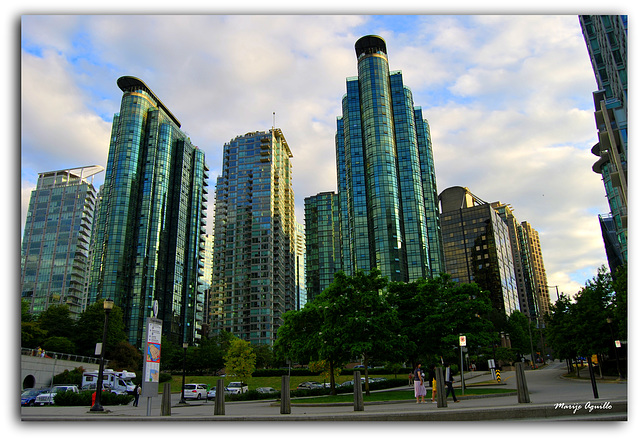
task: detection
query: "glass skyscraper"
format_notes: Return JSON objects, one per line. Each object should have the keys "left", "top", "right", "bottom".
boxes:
{"left": 89, "top": 76, "right": 209, "bottom": 348}
{"left": 336, "top": 35, "right": 444, "bottom": 283}
{"left": 21, "top": 166, "right": 103, "bottom": 319}
{"left": 493, "top": 203, "right": 550, "bottom": 320}
{"left": 211, "top": 129, "right": 296, "bottom": 345}
{"left": 579, "top": 15, "right": 627, "bottom": 273}
{"left": 304, "top": 192, "right": 341, "bottom": 301}
{"left": 439, "top": 187, "right": 520, "bottom": 316}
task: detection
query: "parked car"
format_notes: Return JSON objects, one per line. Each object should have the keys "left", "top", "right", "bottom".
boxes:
{"left": 296, "top": 381, "right": 324, "bottom": 390}
{"left": 226, "top": 382, "right": 248, "bottom": 394}
{"left": 256, "top": 387, "right": 277, "bottom": 394}
{"left": 21, "top": 388, "right": 48, "bottom": 406}
{"left": 207, "top": 386, "right": 231, "bottom": 400}
{"left": 340, "top": 378, "right": 365, "bottom": 387}
{"left": 35, "top": 385, "right": 79, "bottom": 406}
{"left": 182, "top": 383, "right": 207, "bottom": 400}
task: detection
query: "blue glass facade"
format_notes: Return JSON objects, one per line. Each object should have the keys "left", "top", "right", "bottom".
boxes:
{"left": 336, "top": 35, "right": 444, "bottom": 282}
{"left": 579, "top": 15, "right": 627, "bottom": 271}
{"left": 304, "top": 192, "right": 341, "bottom": 301}
{"left": 89, "top": 76, "right": 208, "bottom": 348}
{"left": 211, "top": 129, "right": 296, "bottom": 345}
{"left": 21, "top": 166, "right": 103, "bottom": 318}
{"left": 439, "top": 187, "right": 520, "bottom": 316}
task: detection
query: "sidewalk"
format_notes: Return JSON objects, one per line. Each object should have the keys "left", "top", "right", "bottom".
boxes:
{"left": 20, "top": 364, "right": 628, "bottom": 422}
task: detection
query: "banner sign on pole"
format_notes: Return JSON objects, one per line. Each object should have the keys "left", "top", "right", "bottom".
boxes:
{"left": 141, "top": 317, "right": 162, "bottom": 398}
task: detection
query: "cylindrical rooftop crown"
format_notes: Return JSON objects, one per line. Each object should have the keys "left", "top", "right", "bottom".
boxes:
{"left": 355, "top": 35, "right": 387, "bottom": 58}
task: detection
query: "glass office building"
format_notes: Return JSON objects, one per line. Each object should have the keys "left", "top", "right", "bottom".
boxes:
{"left": 493, "top": 203, "right": 550, "bottom": 320}
{"left": 21, "top": 166, "right": 103, "bottom": 319}
{"left": 304, "top": 192, "right": 341, "bottom": 302}
{"left": 89, "top": 76, "right": 208, "bottom": 347}
{"left": 439, "top": 187, "right": 519, "bottom": 316}
{"left": 336, "top": 35, "right": 444, "bottom": 283}
{"left": 579, "top": 15, "right": 627, "bottom": 272}
{"left": 211, "top": 129, "right": 296, "bottom": 345}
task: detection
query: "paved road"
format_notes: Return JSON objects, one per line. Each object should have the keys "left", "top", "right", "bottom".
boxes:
{"left": 20, "top": 361, "right": 627, "bottom": 421}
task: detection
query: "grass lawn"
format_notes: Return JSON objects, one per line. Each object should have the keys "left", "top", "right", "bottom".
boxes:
{"left": 162, "top": 374, "right": 512, "bottom": 404}
{"left": 164, "top": 374, "right": 406, "bottom": 394}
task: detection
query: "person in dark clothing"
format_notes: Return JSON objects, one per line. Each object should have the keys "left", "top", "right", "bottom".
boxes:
{"left": 444, "top": 362, "right": 459, "bottom": 403}
{"left": 133, "top": 384, "right": 140, "bottom": 407}
{"left": 429, "top": 365, "right": 437, "bottom": 403}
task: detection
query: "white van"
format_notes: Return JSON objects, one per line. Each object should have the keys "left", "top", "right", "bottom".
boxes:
{"left": 82, "top": 369, "right": 136, "bottom": 395}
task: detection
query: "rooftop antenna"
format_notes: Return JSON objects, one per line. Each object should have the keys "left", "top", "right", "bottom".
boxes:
{"left": 272, "top": 111, "right": 276, "bottom": 130}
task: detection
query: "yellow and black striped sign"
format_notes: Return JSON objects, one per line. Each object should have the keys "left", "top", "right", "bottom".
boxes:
{"left": 496, "top": 369, "right": 501, "bottom": 382}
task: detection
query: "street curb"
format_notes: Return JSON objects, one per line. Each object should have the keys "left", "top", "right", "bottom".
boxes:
{"left": 21, "top": 399, "right": 627, "bottom": 422}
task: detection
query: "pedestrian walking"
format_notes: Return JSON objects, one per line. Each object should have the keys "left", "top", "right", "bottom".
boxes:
{"left": 429, "top": 365, "right": 437, "bottom": 403}
{"left": 414, "top": 363, "right": 426, "bottom": 403}
{"left": 444, "top": 362, "right": 459, "bottom": 403}
{"left": 133, "top": 384, "right": 140, "bottom": 407}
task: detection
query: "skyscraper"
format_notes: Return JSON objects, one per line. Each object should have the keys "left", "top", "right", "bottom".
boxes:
{"left": 211, "top": 129, "right": 296, "bottom": 345}
{"left": 304, "top": 192, "right": 341, "bottom": 302}
{"left": 439, "top": 187, "right": 519, "bottom": 316}
{"left": 21, "top": 166, "right": 103, "bottom": 319}
{"left": 579, "top": 15, "right": 627, "bottom": 273}
{"left": 493, "top": 203, "right": 550, "bottom": 320}
{"left": 335, "top": 35, "right": 444, "bottom": 283}
{"left": 89, "top": 76, "right": 208, "bottom": 348}
{"left": 294, "top": 220, "right": 307, "bottom": 310}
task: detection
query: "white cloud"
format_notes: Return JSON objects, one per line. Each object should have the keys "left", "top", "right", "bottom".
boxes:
{"left": 19, "top": 14, "right": 612, "bottom": 299}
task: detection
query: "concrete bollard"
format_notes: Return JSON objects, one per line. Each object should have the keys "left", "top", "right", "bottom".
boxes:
{"left": 353, "top": 371, "right": 364, "bottom": 411}
{"left": 435, "top": 367, "right": 447, "bottom": 408}
{"left": 515, "top": 362, "right": 530, "bottom": 403}
{"left": 161, "top": 382, "right": 171, "bottom": 416}
{"left": 280, "top": 375, "right": 291, "bottom": 414}
{"left": 214, "top": 378, "right": 225, "bottom": 415}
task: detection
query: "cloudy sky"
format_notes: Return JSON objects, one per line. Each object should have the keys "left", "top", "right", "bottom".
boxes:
{"left": 19, "top": 12, "right": 614, "bottom": 300}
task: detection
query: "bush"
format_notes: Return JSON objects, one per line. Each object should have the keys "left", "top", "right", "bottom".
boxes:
{"left": 54, "top": 390, "right": 133, "bottom": 406}
{"left": 52, "top": 367, "right": 84, "bottom": 386}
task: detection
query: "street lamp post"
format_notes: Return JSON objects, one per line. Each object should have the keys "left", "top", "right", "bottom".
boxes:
{"left": 179, "top": 342, "right": 188, "bottom": 404}
{"left": 90, "top": 298, "right": 114, "bottom": 412}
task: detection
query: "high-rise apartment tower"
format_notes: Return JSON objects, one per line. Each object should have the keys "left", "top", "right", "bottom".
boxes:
{"left": 579, "top": 15, "right": 627, "bottom": 273}
{"left": 211, "top": 129, "right": 296, "bottom": 345}
{"left": 335, "top": 35, "right": 444, "bottom": 283}
{"left": 21, "top": 166, "right": 103, "bottom": 318}
{"left": 89, "top": 76, "right": 208, "bottom": 348}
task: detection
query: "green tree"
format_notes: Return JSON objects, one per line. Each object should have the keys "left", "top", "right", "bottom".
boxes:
{"left": 324, "top": 269, "right": 404, "bottom": 394}
{"left": 21, "top": 321, "right": 47, "bottom": 349}
{"left": 159, "top": 337, "right": 182, "bottom": 371}
{"left": 21, "top": 300, "right": 33, "bottom": 323}
{"left": 38, "top": 304, "right": 75, "bottom": 340}
{"left": 224, "top": 338, "right": 256, "bottom": 383}
{"left": 274, "top": 303, "right": 323, "bottom": 366}
{"left": 73, "top": 299, "right": 128, "bottom": 357}
{"left": 506, "top": 310, "right": 534, "bottom": 359}
{"left": 253, "top": 344, "right": 274, "bottom": 369}
{"left": 41, "top": 336, "right": 76, "bottom": 354}
{"left": 571, "top": 266, "right": 616, "bottom": 359}
{"left": 198, "top": 336, "right": 226, "bottom": 374}
{"left": 389, "top": 274, "right": 493, "bottom": 367}
{"left": 546, "top": 293, "right": 578, "bottom": 365}
{"left": 108, "top": 341, "right": 142, "bottom": 371}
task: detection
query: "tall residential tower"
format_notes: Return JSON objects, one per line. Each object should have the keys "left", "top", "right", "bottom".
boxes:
{"left": 211, "top": 129, "right": 296, "bottom": 345}
{"left": 21, "top": 166, "right": 103, "bottom": 318}
{"left": 89, "top": 76, "right": 208, "bottom": 348}
{"left": 579, "top": 15, "right": 627, "bottom": 274}
{"left": 335, "top": 35, "right": 444, "bottom": 283}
